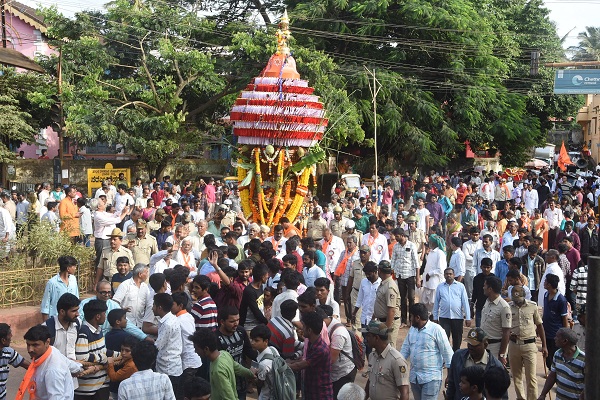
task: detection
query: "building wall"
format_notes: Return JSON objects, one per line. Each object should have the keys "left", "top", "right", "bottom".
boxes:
{"left": 4, "top": 9, "right": 61, "bottom": 159}
{"left": 576, "top": 94, "right": 600, "bottom": 163}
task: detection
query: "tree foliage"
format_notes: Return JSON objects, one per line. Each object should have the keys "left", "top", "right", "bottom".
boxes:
{"left": 0, "top": 68, "right": 54, "bottom": 161}
{"left": 28, "top": 0, "right": 582, "bottom": 172}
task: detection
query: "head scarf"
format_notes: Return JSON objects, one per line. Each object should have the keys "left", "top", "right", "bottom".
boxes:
{"left": 429, "top": 234, "right": 445, "bottom": 251}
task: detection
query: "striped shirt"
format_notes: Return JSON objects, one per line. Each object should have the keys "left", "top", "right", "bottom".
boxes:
{"left": 267, "top": 316, "right": 303, "bottom": 359}
{"left": 570, "top": 265, "right": 587, "bottom": 306}
{"left": 75, "top": 321, "right": 118, "bottom": 395}
{"left": 551, "top": 347, "right": 585, "bottom": 399}
{"left": 0, "top": 347, "right": 23, "bottom": 399}
{"left": 191, "top": 296, "right": 218, "bottom": 329}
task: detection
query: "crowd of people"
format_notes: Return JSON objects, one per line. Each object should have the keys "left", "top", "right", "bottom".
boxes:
{"left": 0, "top": 167, "right": 591, "bottom": 400}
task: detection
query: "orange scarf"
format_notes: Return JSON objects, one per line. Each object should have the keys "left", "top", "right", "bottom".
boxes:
{"left": 334, "top": 248, "right": 357, "bottom": 277}
{"left": 16, "top": 346, "right": 52, "bottom": 400}
{"left": 367, "top": 232, "right": 378, "bottom": 247}
{"left": 322, "top": 237, "right": 332, "bottom": 254}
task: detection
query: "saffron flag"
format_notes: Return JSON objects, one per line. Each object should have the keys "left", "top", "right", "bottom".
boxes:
{"left": 557, "top": 141, "right": 572, "bottom": 172}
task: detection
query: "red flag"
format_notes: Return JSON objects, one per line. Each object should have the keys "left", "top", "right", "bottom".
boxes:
{"left": 557, "top": 141, "right": 572, "bottom": 172}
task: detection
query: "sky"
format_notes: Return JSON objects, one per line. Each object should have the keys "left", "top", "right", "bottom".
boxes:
{"left": 18, "top": 0, "right": 600, "bottom": 50}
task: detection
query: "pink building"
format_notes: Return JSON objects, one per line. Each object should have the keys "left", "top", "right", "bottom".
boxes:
{"left": 4, "top": 2, "right": 61, "bottom": 159}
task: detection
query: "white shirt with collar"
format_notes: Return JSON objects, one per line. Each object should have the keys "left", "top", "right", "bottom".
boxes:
{"left": 112, "top": 278, "right": 149, "bottom": 328}
{"left": 538, "top": 262, "right": 566, "bottom": 305}
{"left": 355, "top": 277, "right": 382, "bottom": 324}
{"left": 320, "top": 235, "right": 346, "bottom": 274}
{"left": 155, "top": 312, "right": 183, "bottom": 376}
{"left": 175, "top": 311, "right": 202, "bottom": 370}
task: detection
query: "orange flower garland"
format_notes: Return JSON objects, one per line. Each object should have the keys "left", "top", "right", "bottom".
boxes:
{"left": 286, "top": 167, "right": 311, "bottom": 222}
{"left": 266, "top": 150, "right": 285, "bottom": 225}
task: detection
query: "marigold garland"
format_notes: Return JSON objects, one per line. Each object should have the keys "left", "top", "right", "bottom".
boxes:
{"left": 267, "top": 150, "right": 285, "bottom": 225}
{"left": 286, "top": 167, "right": 311, "bottom": 222}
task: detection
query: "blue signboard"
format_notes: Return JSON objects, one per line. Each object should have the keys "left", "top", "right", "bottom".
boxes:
{"left": 554, "top": 69, "right": 600, "bottom": 94}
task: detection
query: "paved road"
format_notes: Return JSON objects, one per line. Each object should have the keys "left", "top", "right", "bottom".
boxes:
{"left": 6, "top": 324, "right": 557, "bottom": 399}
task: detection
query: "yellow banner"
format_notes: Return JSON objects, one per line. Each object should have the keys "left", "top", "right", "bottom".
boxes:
{"left": 87, "top": 163, "right": 131, "bottom": 197}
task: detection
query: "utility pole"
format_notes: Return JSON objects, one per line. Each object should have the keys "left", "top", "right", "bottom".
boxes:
{"left": 587, "top": 256, "right": 600, "bottom": 400}
{"left": 1, "top": 0, "right": 6, "bottom": 48}
{"left": 57, "top": 45, "right": 63, "bottom": 160}
{"left": 365, "top": 66, "right": 381, "bottom": 187}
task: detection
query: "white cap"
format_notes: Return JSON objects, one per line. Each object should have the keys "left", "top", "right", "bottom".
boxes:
{"left": 345, "top": 220, "right": 356, "bottom": 229}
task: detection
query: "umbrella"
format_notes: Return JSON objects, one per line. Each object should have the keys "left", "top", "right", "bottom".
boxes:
{"left": 524, "top": 158, "right": 548, "bottom": 169}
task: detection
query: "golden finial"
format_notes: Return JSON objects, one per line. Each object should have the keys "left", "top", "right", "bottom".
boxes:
{"left": 276, "top": 10, "right": 291, "bottom": 56}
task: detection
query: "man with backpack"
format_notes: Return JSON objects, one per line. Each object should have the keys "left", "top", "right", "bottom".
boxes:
{"left": 320, "top": 305, "right": 359, "bottom": 398}
{"left": 249, "top": 324, "right": 296, "bottom": 400}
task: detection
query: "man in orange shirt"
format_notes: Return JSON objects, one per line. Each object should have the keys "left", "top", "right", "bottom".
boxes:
{"left": 59, "top": 186, "right": 81, "bottom": 240}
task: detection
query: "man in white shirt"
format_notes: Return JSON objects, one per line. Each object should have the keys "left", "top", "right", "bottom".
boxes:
{"left": 323, "top": 305, "right": 357, "bottom": 397}
{"left": 415, "top": 198, "right": 431, "bottom": 234}
{"left": 473, "top": 234, "right": 501, "bottom": 274}
{"left": 302, "top": 250, "right": 326, "bottom": 287}
{"left": 543, "top": 200, "right": 564, "bottom": 252}
{"left": 315, "top": 277, "right": 341, "bottom": 319}
{"left": 462, "top": 227, "right": 482, "bottom": 299}
{"left": 449, "top": 237, "right": 466, "bottom": 282}
{"left": 113, "top": 264, "right": 150, "bottom": 328}
{"left": 522, "top": 183, "right": 539, "bottom": 214}
{"left": 537, "top": 249, "right": 566, "bottom": 306}
{"left": 501, "top": 221, "right": 520, "bottom": 253}
{"left": 320, "top": 228, "right": 345, "bottom": 280}
{"left": 38, "top": 182, "right": 51, "bottom": 210}
{"left": 266, "top": 224, "right": 287, "bottom": 259}
{"left": 114, "top": 184, "right": 134, "bottom": 214}
{"left": 361, "top": 221, "right": 390, "bottom": 263}
{"left": 152, "top": 293, "right": 183, "bottom": 397}
{"left": 0, "top": 199, "right": 16, "bottom": 254}
{"left": 352, "top": 261, "right": 381, "bottom": 326}
{"left": 171, "top": 292, "right": 202, "bottom": 379}
{"left": 422, "top": 235, "right": 446, "bottom": 313}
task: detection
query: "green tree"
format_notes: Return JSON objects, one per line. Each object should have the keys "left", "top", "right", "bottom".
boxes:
{"left": 0, "top": 67, "right": 54, "bottom": 161}
{"left": 570, "top": 26, "right": 600, "bottom": 61}
{"left": 37, "top": 0, "right": 364, "bottom": 175}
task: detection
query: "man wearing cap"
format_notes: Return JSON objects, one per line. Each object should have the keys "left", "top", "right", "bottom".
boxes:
{"left": 125, "top": 220, "right": 158, "bottom": 266}
{"left": 446, "top": 327, "right": 506, "bottom": 400}
{"left": 390, "top": 228, "right": 420, "bottom": 327}
{"left": 407, "top": 215, "right": 426, "bottom": 262}
{"left": 341, "top": 219, "right": 363, "bottom": 245}
{"left": 362, "top": 220, "right": 390, "bottom": 263}
{"left": 509, "top": 285, "right": 547, "bottom": 400}
{"left": 373, "top": 260, "right": 401, "bottom": 347}
{"left": 363, "top": 321, "right": 410, "bottom": 400}
{"left": 95, "top": 228, "right": 134, "bottom": 286}
{"left": 329, "top": 206, "right": 347, "bottom": 238}
{"left": 346, "top": 245, "right": 370, "bottom": 331}
{"left": 307, "top": 207, "right": 327, "bottom": 240}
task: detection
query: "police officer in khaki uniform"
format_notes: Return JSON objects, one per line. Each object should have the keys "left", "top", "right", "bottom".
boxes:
{"left": 125, "top": 220, "right": 159, "bottom": 266}
{"left": 509, "top": 285, "right": 548, "bottom": 400}
{"left": 306, "top": 206, "right": 327, "bottom": 240}
{"left": 329, "top": 206, "right": 348, "bottom": 238}
{"left": 346, "top": 245, "right": 370, "bottom": 332}
{"left": 363, "top": 321, "right": 410, "bottom": 400}
{"left": 373, "top": 260, "right": 402, "bottom": 348}
{"left": 95, "top": 227, "right": 134, "bottom": 286}
{"left": 480, "top": 275, "right": 511, "bottom": 366}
